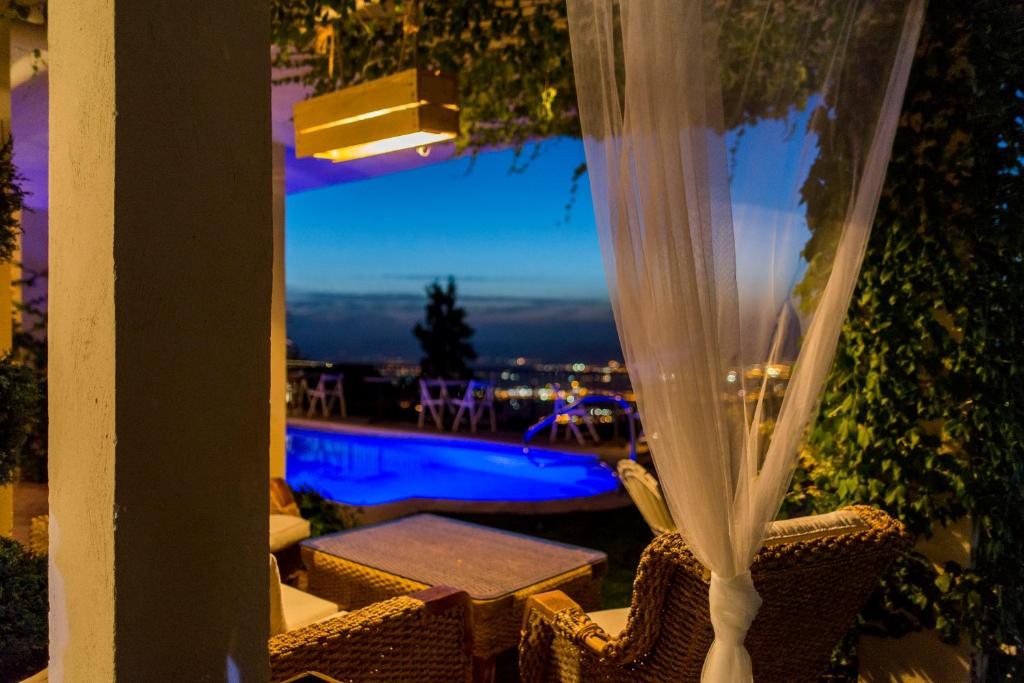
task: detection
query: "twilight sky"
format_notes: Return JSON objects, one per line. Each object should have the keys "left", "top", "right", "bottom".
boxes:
{"left": 285, "top": 138, "right": 623, "bottom": 364}
{"left": 286, "top": 107, "right": 819, "bottom": 366}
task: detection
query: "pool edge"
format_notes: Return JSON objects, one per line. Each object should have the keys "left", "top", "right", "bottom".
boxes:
{"left": 336, "top": 489, "right": 633, "bottom": 526}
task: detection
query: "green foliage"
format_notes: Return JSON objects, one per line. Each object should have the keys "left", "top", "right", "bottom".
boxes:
{"left": 10, "top": 262, "right": 48, "bottom": 484}
{"left": 0, "top": 115, "right": 42, "bottom": 487}
{"left": 0, "top": 537, "right": 48, "bottom": 682}
{"left": 271, "top": 0, "right": 578, "bottom": 158}
{"left": 269, "top": 1, "right": 885, "bottom": 163}
{"left": 788, "top": 1, "right": 1024, "bottom": 677}
{"left": 4, "top": 1, "right": 45, "bottom": 22}
{"left": 413, "top": 277, "right": 477, "bottom": 379}
{"left": 0, "top": 134, "right": 26, "bottom": 264}
{"left": 0, "top": 354, "right": 41, "bottom": 487}
{"left": 293, "top": 486, "right": 361, "bottom": 536}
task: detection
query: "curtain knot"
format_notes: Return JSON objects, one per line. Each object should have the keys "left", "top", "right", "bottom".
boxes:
{"left": 708, "top": 571, "right": 762, "bottom": 645}
{"left": 701, "top": 571, "right": 763, "bottom": 680}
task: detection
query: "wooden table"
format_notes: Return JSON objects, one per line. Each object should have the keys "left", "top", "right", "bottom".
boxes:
{"left": 301, "top": 514, "right": 607, "bottom": 681}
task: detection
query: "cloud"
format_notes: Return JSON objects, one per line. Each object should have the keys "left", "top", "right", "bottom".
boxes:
{"left": 286, "top": 290, "right": 621, "bottom": 364}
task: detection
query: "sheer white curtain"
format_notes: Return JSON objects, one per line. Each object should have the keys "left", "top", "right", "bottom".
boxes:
{"left": 567, "top": 0, "right": 924, "bottom": 679}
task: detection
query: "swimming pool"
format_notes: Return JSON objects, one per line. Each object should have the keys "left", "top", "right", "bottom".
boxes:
{"left": 286, "top": 425, "right": 619, "bottom": 506}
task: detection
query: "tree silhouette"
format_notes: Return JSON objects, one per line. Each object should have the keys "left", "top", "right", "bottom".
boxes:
{"left": 413, "top": 277, "right": 477, "bottom": 379}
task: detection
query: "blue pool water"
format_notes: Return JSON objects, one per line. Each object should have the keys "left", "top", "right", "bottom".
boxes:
{"left": 286, "top": 426, "right": 619, "bottom": 506}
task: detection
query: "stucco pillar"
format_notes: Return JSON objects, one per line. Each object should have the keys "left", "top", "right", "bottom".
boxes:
{"left": 270, "top": 142, "right": 287, "bottom": 479}
{"left": 49, "top": 1, "right": 271, "bottom": 679}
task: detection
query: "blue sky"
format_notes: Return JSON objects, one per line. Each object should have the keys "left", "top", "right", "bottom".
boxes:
{"left": 285, "top": 106, "right": 819, "bottom": 365}
{"left": 285, "top": 138, "right": 622, "bottom": 364}
{"left": 286, "top": 138, "right": 607, "bottom": 301}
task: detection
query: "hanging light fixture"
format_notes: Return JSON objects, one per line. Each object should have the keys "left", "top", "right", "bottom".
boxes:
{"left": 295, "top": 0, "right": 457, "bottom": 163}
{"left": 293, "top": 67, "right": 459, "bottom": 164}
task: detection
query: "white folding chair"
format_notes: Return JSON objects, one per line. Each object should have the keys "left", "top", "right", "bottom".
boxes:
{"left": 548, "top": 384, "right": 600, "bottom": 445}
{"left": 286, "top": 371, "right": 309, "bottom": 414}
{"left": 450, "top": 380, "right": 497, "bottom": 434}
{"left": 306, "top": 372, "right": 347, "bottom": 419}
{"left": 417, "top": 378, "right": 451, "bottom": 430}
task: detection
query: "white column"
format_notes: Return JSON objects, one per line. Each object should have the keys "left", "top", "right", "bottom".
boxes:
{"left": 270, "top": 142, "right": 287, "bottom": 478}
{"left": 49, "top": 0, "right": 271, "bottom": 679}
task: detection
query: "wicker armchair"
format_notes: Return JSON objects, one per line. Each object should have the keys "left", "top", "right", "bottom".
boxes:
{"left": 270, "top": 585, "right": 472, "bottom": 683}
{"left": 519, "top": 506, "right": 909, "bottom": 683}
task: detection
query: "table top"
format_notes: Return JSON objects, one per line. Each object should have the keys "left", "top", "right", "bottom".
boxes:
{"left": 303, "top": 514, "right": 607, "bottom": 601}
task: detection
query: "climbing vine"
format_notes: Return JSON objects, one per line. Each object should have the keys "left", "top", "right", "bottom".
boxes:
{"left": 270, "top": 1, "right": 867, "bottom": 160}
{"left": 271, "top": 0, "right": 579, "bottom": 158}
{"left": 787, "top": 1, "right": 1024, "bottom": 678}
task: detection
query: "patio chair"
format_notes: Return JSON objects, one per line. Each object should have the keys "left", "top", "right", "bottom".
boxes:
{"left": 270, "top": 477, "right": 311, "bottom": 581}
{"left": 418, "top": 378, "right": 453, "bottom": 430}
{"left": 306, "top": 372, "right": 347, "bottom": 419}
{"left": 616, "top": 460, "right": 675, "bottom": 536}
{"left": 287, "top": 370, "right": 309, "bottom": 413}
{"left": 450, "top": 379, "right": 497, "bottom": 434}
{"left": 269, "top": 554, "right": 473, "bottom": 682}
{"left": 519, "top": 506, "right": 910, "bottom": 683}
{"left": 549, "top": 385, "right": 600, "bottom": 445}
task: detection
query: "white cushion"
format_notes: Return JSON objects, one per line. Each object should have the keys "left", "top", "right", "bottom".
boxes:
{"left": 270, "top": 553, "right": 344, "bottom": 635}
{"left": 281, "top": 584, "right": 343, "bottom": 632}
{"left": 269, "top": 513, "right": 311, "bottom": 552}
{"left": 269, "top": 554, "right": 287, "bottom": 636}
{"left": 587, "top": 607, "right": 630, "bottom": 637}
{"left": 765, "top": 509, "right": 866, "bottom": 546}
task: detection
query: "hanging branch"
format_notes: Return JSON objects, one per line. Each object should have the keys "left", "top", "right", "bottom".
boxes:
{"left": 271, "top": 0, "right": 581, "bottom": 159}
{"left": 0, "top": 131, "right": 27, "bottom": 264}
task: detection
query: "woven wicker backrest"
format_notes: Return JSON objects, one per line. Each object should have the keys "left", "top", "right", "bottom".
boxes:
{"left": 605, "top": 506, "right": 909, "bottom": 683}
{"left": 617, "top": 460, "right": 676, "bottom": 536}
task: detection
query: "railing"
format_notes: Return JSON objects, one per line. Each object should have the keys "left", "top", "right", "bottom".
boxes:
{"left": 287, "top": 360, "right": 638, "bottom": 431}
